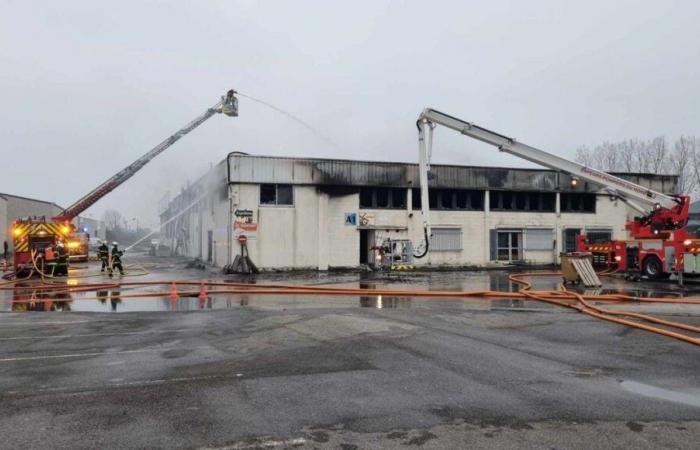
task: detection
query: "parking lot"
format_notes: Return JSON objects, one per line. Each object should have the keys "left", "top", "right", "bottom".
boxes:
{"left": 0, "top": 255, "right": 699, "bottom": 449}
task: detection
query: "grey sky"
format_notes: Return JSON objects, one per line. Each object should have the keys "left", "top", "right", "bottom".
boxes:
{"left": 2, "top": 0, "right": 699, "bottom": 228}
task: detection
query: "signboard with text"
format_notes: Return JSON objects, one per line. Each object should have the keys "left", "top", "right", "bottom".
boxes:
{"left": 233, "top": 218, "right": 257, "bottom": 240}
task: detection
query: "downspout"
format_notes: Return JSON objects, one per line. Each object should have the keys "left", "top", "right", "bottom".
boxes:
{"left": 226, "top": 153, "right": 233, "bottom": 266}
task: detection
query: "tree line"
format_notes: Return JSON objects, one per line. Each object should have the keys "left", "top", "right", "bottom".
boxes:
{"left": 574, "top": 136, "right": 699, "bottom": 197}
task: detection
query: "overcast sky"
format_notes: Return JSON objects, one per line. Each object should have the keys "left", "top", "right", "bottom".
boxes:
{"left": 2, "top": 0, "right": 699, "bottom": 228}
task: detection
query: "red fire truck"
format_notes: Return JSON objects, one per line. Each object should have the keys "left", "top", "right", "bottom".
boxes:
{"left": 413, "top": 108, "right": 697, "bottom": 279}
{"left": 12, "top": 89, "right": 238, "bottom": 275}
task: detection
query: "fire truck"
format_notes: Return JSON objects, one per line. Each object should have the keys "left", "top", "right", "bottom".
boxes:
{"left": 413, "top": 108, "right": 697, "bottom": 279}
{"left": 66, "top": 230, "right": 90, "bottom": 262}
{"left": 12, "top": 89, "right": 239, "bottom": 275}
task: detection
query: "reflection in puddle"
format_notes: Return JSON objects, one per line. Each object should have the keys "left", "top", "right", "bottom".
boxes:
{"left": 2, "top": 269, "right": 698, "bottom": 314}
{"left": 620, "top": 380, "right": 700, "bottom": 408}
{"left": 360, "top": 295, "right": 412, "bottom": 309}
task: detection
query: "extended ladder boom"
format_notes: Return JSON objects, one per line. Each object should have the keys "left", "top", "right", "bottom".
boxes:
{"left": 414, "top": 108, "right": 683, "bottom": 256}
{"left": 54, "top": 90, "right": 238, "bottom": 222}
{"left": 418, "top": 108, "right": 677, "bottom": 210}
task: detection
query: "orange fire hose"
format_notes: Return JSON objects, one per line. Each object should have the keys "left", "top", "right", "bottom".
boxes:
{"left": 4, "top": 272, "right": 699, "bottom": 346}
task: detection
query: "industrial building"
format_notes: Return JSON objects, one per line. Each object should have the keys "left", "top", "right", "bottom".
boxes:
{"left": 160, "top": 153, "right": 678, "bottom": 270}
{"left": 1, "top": 193, "right": 105, "bottom": 253}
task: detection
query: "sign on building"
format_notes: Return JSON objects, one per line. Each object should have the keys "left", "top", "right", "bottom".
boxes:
{"left": 359, "top": 212, "right": 375, "bottom": 227}
{"left": 234, "top": 218, "right": 257, "bottom": 240}
{"left": 344, "top": 213, "right": 357, "bottom": 226}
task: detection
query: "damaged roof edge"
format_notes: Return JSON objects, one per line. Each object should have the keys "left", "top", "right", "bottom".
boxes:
{"left": 225, "top": 153, "right": 678, "bottom": 194}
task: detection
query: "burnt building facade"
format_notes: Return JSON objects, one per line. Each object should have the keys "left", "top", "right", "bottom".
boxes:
{"left": 160, "top": 153, "right": 677, "bottom": 270}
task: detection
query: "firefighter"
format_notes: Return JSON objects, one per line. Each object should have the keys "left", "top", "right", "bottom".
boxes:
{"left": 44, "top": 244, "right": 57, "bottom": 276}
{"left": 108, "top": 242, "right": 124, "bottom": 277}
{"left": 55, "top": 241, "right": 69, "bottom": 276}
{"left": 97, "top": 240, "right": 109, "bottom": 273}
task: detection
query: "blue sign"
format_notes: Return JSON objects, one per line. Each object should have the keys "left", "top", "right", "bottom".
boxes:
{"left": 344, "top": 213, "right": 357, "bottom": 226}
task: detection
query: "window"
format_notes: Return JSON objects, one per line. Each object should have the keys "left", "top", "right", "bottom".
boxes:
{"left": 563, "top": 228, "right": 581, "bottom": 253}
{"left": 489, "top": 191, "right": 555, "bottom": 212}
{"left": 586, "top": 230, "right": 612, "bottom": 244}
{"left": 412, "top": 189, "right": 422, "bottom": 209}
{"left": 524, "top": 229, "right": 553, "bottom": 250}
{"left": 260, "top": 184, "right": 293, "bottom": 206}
{"left": 431, "top": 227, "right": 463, "bottom": 251}
{"left": 561, "top": 193, "right": 596, "bottom": 213}
{"left": 411, "top": 189, "right": 484, "bottom": 211}
{"left": 359, "top": 187, "right": 407, "bottom": 209}
{"left": 491, "top": 230, "right": 522, "bottom": 262}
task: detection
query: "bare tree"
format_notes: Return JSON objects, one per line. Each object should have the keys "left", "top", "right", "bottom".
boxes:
{"left": 669, "top": 136, "right": 696, "bottom": 194}
{"left": 103, "top": 209, "right": 123, "bottom": 231}
{"left": 646, "top": 136, "right": 669, "bottom": 174}
{"left": 598, "top": 141, "right": 620, "bottom": 171}
{"left": 575, "top": 135, "right": 699, "bottom": 199}
{"left": 575, "top": 146, "right": 594, "bottom": 167}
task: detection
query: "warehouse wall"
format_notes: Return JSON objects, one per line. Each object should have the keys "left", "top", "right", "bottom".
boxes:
{"left": 223, "top": 184, "right": 632, "bottom": 269}
{"left": 164, "top": 154, "right": 675, "bottom": 270}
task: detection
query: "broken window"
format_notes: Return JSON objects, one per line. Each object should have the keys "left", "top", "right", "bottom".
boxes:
{"left": 412, "top": 188, "right": 485, "bottom": 211}
{"left": 412, "top": 189, "right": 422, "bottom": 209}
{"left": 455, "top": 190, "right": 469, "bottom": 209}
{"left": 360, "top": 188, "right": 373, "bottom": 208}
{"left": 359, "top": 187, "right": 408, "bottom": 209}
{"left": 561, "top": 193, "right": 596, "bottom": 213}
{"left": 375, "top": 188, "right": 390, "bottom": 208}
{"left": 392, "top": 188, "right": 407, "bottom": 208}
{"left": 260, "top": 184, "right": 293, "bottom": 206}
{"left": 489, "top": 191, "right": 555, "bottom": 212}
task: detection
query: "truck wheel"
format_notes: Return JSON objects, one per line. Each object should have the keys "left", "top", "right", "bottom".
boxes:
{"left": 642, "top": 256, "right": 663, "bottom": 279}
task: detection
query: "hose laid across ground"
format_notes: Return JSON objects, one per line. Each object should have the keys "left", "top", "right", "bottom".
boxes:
{"left": 3, "top": 271, "right": 699, "bottom": 346}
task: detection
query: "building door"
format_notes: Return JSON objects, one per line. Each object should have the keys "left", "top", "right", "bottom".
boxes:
{"left": 360, "top": 230, "right": 368, "bottom": 264}
{"left": 496, "top": 230, "right": 522, "bottom": 262}
{"left": 206, "top": 230, "right": 213, "bottom": 263}
{"left": 563, "top": 228, "right": 581, "bottom": 253}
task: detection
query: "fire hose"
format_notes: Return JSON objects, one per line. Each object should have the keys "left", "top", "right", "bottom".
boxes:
{"left": 2, "top": 272, "right": 699, "bottom": 346}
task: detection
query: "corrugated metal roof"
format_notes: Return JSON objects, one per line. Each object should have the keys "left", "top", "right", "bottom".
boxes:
{"left": 227, "top": 154, "right": 678, "bottom": 194}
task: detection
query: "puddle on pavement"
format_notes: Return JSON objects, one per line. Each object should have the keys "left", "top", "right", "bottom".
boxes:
{"left": 620, "top": 380, "right": 700, "bottom": 408}
{"left": 0, "top": 269, "right": 695, "bottom": 313}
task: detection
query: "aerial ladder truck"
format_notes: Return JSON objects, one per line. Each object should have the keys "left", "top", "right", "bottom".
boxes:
{"left": 415, "top": 108, "right": 696, "bottom": 279}
{"left": 11, "top": 89, "right": 238, "bottom": 275}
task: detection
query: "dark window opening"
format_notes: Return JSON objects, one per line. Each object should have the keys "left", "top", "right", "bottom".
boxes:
{"left": 489, "top": 191, "right": 555, "bottom": 212}
{"left": 412, "top": 189, "right": 422, "bottom": 209}
{"left": 360, "top": 189, "right": 373, "bottom": 208}
{"left": 375, "top": 188, "right": 390, "bottom": 208}
{"left": 392, "top": 188, "right": 407, "bottom": 209}
{"left": 260, "top": 184, "right": 293, "bottom": 206}
{"left": 429, "top": 190, "right": 438, "bottom": 209}
{"left": 412, "top": 188, "right": 485, "bottom": 211}
{"left": 260, "top": 184, "right": 277, "bottom": 205}
{"left": 455, "top": 190, "right": 469, "bottom": 209}
{"left": 471, "top": 191, "right": 484, "bottom": 210}
{"left": 359, "top": 187, "right": 408, "bottom": 209}
{"left": 439, "top": 190, "right": 454, "bottom": 209}
{"left": 561, "top": 193, "right": 596, "bottom": 213}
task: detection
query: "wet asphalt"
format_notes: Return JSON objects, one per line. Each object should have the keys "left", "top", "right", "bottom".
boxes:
{"left": 0, "top": 255, "right": 699, "bottom": 449}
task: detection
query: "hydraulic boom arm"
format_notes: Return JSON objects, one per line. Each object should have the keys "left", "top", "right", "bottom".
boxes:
{"left": 415, "top": 108, "right": 686, "bottom": 255}
{"left": 53, "top": 90, "right": 239, "bottom": 222}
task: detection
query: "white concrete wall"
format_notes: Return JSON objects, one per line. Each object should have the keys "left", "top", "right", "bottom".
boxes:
{"left": 172, "top": 182, "right": 641, "bottom": 270}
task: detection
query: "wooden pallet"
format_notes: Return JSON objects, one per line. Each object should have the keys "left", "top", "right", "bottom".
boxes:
{"left": 570, "top": 257, "right": 602, "bottom": 287}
